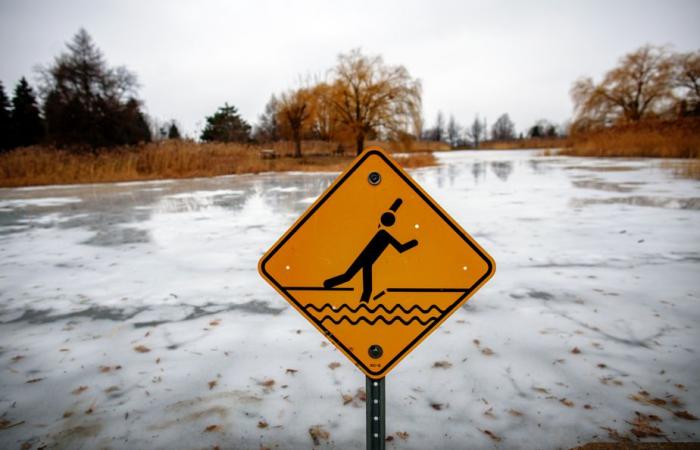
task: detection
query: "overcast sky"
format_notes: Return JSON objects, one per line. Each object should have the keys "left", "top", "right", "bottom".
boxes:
{"left": 1, "top": 0, "right": 699, "bottom": 138}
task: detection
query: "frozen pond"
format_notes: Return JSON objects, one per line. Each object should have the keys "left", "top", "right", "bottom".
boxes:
{"left": 1, "top": 150, "right": 699, "bottom": 449}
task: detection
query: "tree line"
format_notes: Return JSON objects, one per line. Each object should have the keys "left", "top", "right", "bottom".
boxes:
{"left": 2, "top": 29, "right": 697, "bottom": 156}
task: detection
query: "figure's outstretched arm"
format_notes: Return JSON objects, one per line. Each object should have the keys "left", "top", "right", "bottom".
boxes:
{"left": 389, "top": 235, "right": 418, "bottom": 253}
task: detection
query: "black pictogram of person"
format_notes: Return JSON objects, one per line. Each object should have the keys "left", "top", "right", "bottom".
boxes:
{"left": 324, "top": 198, "right": 418, "bottom": 302}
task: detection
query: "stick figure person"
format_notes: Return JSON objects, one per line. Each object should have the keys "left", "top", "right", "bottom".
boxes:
{"left": 324, "top": 198, "right": 418, "bottom": 303}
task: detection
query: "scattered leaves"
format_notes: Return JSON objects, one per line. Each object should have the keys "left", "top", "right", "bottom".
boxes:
{"left": 258, "top": 420, "right": 268, "bottom": 429}
{"left": 674, "top": 410, "right": 698, "bottom": 420}
{"left": 204, "top": 424, "right": 221, "bottom": 432}
{"left": 285, "top": 368, "right": 298, "bottom": 375}
{"left": 479, "top": 429, "right": 501, "bottom": 442}
{"left": 209, "top": 319, "right": 220, "bottom": 326}
{"left": 133, "top": 345, "right": 150, "bottom": 353}
{"left": 430, "top": 403, "right": 445, "bottom": 411}
{"left": 342, "top": 394, "right": 353, "bottom": 405}
{"left": 328, "top": 362, "right": 341, "bottom": 370}
{"left": 627, "top": 411, "right": 665, "bottom": 438}
{"left": 432, "top": 361, "right": 452, "bottom": 369}
{"left": 571, "top": 347, "right": 581, "bottom": 354}
{"left": 208, "top": 380, "right": 217, "bottom": 390}
{"left": 0, "top": 419, "right": 24, "bottom": 430}
{"left": 356, "top": 388, "right": 366, "bottom": 402}
{"left": 481, "top": 347, "right": 495, "bottom": 356}
{"left": 308, "top": 425, "right": 330, "bottom": 445}
{"left": 396, "top": 431, "right": 410, "bottom": 440}
{"left": 72, "top": 386, "right": 88, "bottom": 395}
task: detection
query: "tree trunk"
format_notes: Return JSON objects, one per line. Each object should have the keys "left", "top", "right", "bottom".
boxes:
{"left": 355, "top": 133, "right": 364, "bottom": 156}
{"left": 293, "top": 128, "right": 302, "bottom": 158}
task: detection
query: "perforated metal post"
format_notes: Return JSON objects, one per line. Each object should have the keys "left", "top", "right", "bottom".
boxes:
{"left": 366, "top": 376, "right": 385, "bottom": 450}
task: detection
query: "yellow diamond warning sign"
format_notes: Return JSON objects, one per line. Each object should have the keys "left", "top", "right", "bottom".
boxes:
{"left": 258, "top": 146, "right": 495, "bottom": 378}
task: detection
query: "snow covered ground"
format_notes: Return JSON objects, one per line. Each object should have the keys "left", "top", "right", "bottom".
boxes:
{"left": 1, "top": 150, "right": 699, "bottom": 449}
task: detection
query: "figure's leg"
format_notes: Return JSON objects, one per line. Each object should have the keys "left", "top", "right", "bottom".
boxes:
{"left": 360, "top": 264, "right": 372, "bottom": 303}
{"left": 324, "top": 260, "right": 362, "bottom": 288}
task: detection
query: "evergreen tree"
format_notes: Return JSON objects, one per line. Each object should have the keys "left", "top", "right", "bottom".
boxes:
{"left": 40, "top": 28, "right": 150, "bottom": 149}
{"left": 0, "top": 82, "right": 11, "bottom": 151}
{"left": 168, "top": 122, "right": 181, "bottom": 139}
{"left": 10, "top": 77, "right": 44, "bottom": 147}
{"left": 200, "top": 103, "right": 251, "bottom": 142}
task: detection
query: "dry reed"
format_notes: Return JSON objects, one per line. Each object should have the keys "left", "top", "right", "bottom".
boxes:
{"left": 0, "top": 140, "right": 438, "bottom": 188}
{"left": 561, "top": 118, "right": 700, "bottom": 158}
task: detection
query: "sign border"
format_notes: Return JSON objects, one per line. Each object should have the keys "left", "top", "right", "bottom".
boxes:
{"left": 258, "top": 146, "right": 495, "bottom": 378}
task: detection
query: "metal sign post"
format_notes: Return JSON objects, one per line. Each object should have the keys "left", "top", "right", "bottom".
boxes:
{"left": 366, "top": 376, "right": 385, "bottom": 450}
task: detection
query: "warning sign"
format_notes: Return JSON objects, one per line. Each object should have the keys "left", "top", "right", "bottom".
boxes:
{"left": 258, "top": 146, "right": 495, "bottom": 378}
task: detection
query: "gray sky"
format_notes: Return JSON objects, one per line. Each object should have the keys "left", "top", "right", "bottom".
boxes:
{"left": 1, "top": 0, "right": 699, "bottom": 138}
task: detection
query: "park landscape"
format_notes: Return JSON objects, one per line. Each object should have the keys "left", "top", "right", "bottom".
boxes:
{"left": 1, "top": 1, "right": 699, "bottom": 449}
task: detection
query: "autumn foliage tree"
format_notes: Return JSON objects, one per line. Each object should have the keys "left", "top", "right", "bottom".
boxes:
{"left": 330, "top": 49, "right": 422, "bottom": 155}
{"left": 570, "top": 45, "right": 693, "bottom": 131}
{"left": 277, "top": 87, "right": 313, "bottom": 158}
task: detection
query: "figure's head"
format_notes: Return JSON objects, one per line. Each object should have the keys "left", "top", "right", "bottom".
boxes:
{"left": 381, "top": 212, "right": 395, "bottom": 227}
{"left": 380, "top": 198, "right": 403, "bottom": 227}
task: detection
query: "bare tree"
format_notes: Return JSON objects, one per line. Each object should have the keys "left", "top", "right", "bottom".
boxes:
{"left": 571, "top": 45, "right": 675, "bottom": 129}
{"left": 466, "top": 114, "right": 485, "bottom": 148}
{"left": 491, "top": 113, "right": 515, "bottom": 140}
{"left": 434, "top": 111, "right": 445, "bottom": 141}
{"left": 673, "top": 50, "right": 700, "bottom": 115}
{"left": 331, "top": 49, "right": 422, "bottom": 155}
{"left": 255, "top": 94, "right": 280, "bottom": 142}
{"left": 278, "top": 88, "right": 313, "bottom": 158}
{"left": 446, "top": 115, "right": 460, "bottom": 148}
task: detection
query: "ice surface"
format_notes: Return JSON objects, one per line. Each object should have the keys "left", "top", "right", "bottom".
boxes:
{"left": 0, "top": 150, "right": 699, "bottom": 449}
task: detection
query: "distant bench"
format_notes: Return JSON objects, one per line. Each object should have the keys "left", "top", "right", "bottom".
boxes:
{"left": 260, "top": 149, "right": 277, "bottom": 159}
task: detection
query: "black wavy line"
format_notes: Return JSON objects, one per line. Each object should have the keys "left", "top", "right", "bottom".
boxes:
{"left": 318, "top": 315, "right": 437, "bottom": 326}
{"left": 303, "top": 303, "right": 445, "bottom": 315}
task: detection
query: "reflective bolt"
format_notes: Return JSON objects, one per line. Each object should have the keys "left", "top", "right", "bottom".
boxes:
{"left": 368, "top": 171, "right": 381, "bottom": 185}
{"left": 369, "top": 344, "right": 383, "bottom": 359}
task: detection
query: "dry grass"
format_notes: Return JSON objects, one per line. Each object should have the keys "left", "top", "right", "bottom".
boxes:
{"left": 561, "top": 118, "right": 700, "bottom": 158}
{"left": 0, "top": 140, "right": 438, "bottom": 188}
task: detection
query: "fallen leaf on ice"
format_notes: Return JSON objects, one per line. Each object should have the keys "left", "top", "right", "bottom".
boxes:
{"left": 133, "top": 345, "right": 150, "bottom": 353}
{"left": 26, "top": 378, "right": 43, "bottom": 384}
{"left": 208, "top": 380, "right": 217, "bottom": 390}
{"left": 328, "top": 362, "right": 341, "bottom": 369}
{"left": 560, "top": 398, "right": 574, "bottom": 407}
{"left": 571, "top": 347, "right": 581, "bottom": 354}
{"left": 396, "top": 431, "right": 410, "bottom": 440}
{"left": 430, "top": 403, "right": 445, "bottom": 410}
{"left": 627, "top": 411, "right": 665, "bottom": 438}
{"left": 285, "top": 368, "right": 298, "bottom": 375}
{"left": 508, "top": 409, "right": 524, "bottom": 417}
{"left": 308, "top": 425, "right": 330, "bottom": 445}
{"left": 481, "top": 347, "right": 495, "bottom": 356}
{"left": 432, "top": 361, "right": 452, "bottom": 369}
{"left": 674, "top": 410, "right": 698, "bottom": 420}
{"left": 479, "top": 429, "right": 502, "bottom": 442}
{"left": 72, "top": 386, "right": 88, "bottom": 395}
{"left": 258, "top": 420, "right": 268, "bottom": 428}
{"left": 204, "top": 424, "right": 221, "bottom": 432}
